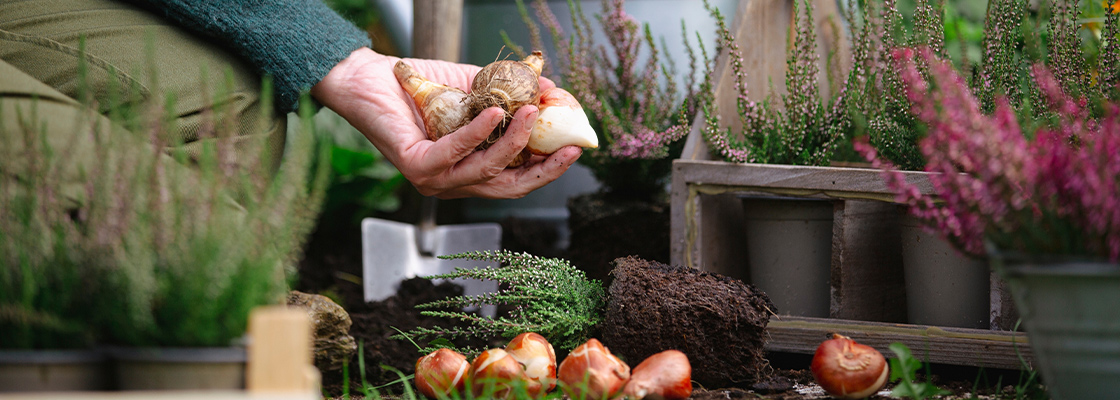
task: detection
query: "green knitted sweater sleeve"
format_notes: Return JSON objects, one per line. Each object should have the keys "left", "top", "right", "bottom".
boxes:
{"left": 135, "top": 0, "right": 371, "bottom": 112}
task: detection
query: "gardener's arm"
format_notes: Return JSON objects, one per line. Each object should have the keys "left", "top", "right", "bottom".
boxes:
{"left": 130, "top": 0, "right": 581, "bottom": 199}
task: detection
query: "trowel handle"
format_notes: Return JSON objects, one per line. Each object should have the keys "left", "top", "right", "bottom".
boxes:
{"left": 417, "top": 195, "right": 438, "bottom": 255}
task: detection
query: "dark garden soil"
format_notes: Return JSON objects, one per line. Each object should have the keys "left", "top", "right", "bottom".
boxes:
{"left": 299, "top": 199, "right": 1038, "bottom": 400}
{"left": 565, "top": 192, "right": 671, "bottom": 286}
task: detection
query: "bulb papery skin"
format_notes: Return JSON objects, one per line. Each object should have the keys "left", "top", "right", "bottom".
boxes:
{"left": 415, "top": 348, "right": 471, "bottom": 399}
{"left": 810, "top": 334, "right": 889, "bottom": 399}
{"left": 558, "top": 338, "right": 631, "bottom": 400}
{"left": 471, "top": 348, "right": 541, "bottom": 399}
{"left": 622, "top": 350, "right": 692, "bottom": 400}
{"left": 469, "top": 51, "right": 544, "bottom": 168}
{"left": 505, "top": 332, "right": 557, "bottom": 391}
{"left": 528, "top": 88, "right": 599, "bottom": 155}
{"left": 393, "top": 61, "right": 472, "bottom": 141}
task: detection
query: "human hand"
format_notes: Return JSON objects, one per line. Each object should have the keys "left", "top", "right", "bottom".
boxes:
{"left": 311, "top": 47, "right": 583, "bottom": 199}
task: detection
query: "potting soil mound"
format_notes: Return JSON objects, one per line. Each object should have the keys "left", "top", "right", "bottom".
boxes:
{"left": 601, "top": 256, "right": 774, "bottom": 388}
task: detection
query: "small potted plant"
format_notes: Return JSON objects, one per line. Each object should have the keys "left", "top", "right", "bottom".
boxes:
{"left": 861, "top": 3, "right": 1120, "bottom": 393}
{"left": 97, "top": 95, "right": 327, "bottom": 391}
{"left": 507, "top": 0, "right": 700, "bottom": 282}
{"left": 693, "top": 0, "right": 854, "bottom": 317}
{"left": 0, "top": 71, "right": 327, "bottom": 391}
{"left": 0, "top": 103, "right": 112, "bottom": 391}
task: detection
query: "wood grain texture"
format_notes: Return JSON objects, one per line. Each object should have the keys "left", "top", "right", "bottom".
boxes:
{"left": 830, "top": 200, "right": 907, "bottom": 322}
{"left": 412, "top": 0, "right": 463, "bottom": 62}
{"left": 766, "top": 316, "right": 1034, "bottom": 370}
{"left": 247, "top": 306, "right": 317, "bottom": 394}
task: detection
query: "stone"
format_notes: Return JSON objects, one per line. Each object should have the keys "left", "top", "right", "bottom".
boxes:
{"left": 600, "top": 256, "right": 774, "bottom": 388}
{"left": 287, "top": 291, "right": 357, "bottom": 372}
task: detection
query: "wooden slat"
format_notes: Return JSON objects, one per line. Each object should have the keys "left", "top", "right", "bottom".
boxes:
{"left": 676, "top": 159, "right": 934, "bottom": 200}
{"left": 766, "top": 316, "right": 1034, "bottom": 370}
{"left": 830, "top": 201, "right": 907, "bottom": 322}
{"left": 247, "top": 306, "right": 317, "bottom": 394}
{"left": 412, "top": 0, "right": 463, "bottom": 62}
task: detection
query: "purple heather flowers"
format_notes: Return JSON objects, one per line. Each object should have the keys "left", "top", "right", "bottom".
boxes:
{"left": 859, "top": 48, "right": 1120, "bottom": 262}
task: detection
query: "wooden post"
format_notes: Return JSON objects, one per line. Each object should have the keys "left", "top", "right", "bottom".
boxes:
{"left": 247, "top": 306, "right": 318, "bottom": 393}
{"left": 412, "top": 0, "right": 464, "bottom": 62}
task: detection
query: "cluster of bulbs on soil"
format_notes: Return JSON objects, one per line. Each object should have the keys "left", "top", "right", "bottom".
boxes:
{"left": 414, "top": 334, "right": 692, "bottom": 400}
{"left": 394, "top": 51, "right": 599, "bottom": 168}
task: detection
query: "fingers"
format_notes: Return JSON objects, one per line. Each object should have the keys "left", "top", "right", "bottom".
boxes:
{"left": 422, "top": 107, "right": 504, "bottom": 172}
{"left": 441, "top": 105, "right": 539, "bottom": 185}
{"left": 435, "top": 145, "right": 583, "bottom": 200}
{"left": 538, "top": 76, "right": 557, "bottom": 92}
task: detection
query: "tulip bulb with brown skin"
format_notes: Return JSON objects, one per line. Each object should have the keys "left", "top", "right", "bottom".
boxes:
{"left": 811, "top": 333, "right": 889, "bottom": 399}
{"left": 468, "top": 51, "right": 545, "bottom": 167}
{"left": 622, "top": 350, "right": 692, "bottom": 400}
{"left": 393, "top": 61, "right": 472, "bottom": 141}
{"left": 505, "top": 332, "right": 557, "bottom": 391}
{"left": 558, "top": 338, "right": 631, "bottom": 400}
{"left": 415, "top": 348, "right": 471, "bottom": 399}
{"left": 528, "top": 87, "right": 599, "bottom": 155}
{"left": 471, "top": 348, "right": 543, "bottom": 399}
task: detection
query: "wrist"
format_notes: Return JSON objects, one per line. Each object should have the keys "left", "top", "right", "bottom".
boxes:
{"left": 310, "top": 47, "right": 396, "bottom": 109}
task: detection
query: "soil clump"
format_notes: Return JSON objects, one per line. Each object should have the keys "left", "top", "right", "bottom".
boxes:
{"left": 601, "top": 256, "right": 775, "bottom": 388}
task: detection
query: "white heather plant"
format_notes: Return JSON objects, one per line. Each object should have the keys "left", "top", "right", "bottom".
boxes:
{"left": 394, "top": 250, "right": 606, "bottom": 355}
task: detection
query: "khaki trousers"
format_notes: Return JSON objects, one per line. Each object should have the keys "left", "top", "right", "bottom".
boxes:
{"left": 1, "top": 0, "right": 286, "bottom": 207}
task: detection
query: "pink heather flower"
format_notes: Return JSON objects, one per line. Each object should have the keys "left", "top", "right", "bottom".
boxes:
{"left": 861, "top": 48, "right": 1120, "bottom": 261}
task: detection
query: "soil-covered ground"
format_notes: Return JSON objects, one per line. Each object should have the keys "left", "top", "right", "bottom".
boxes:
{"left": 298, "top": 202, "right": 1045, "bottom": 400}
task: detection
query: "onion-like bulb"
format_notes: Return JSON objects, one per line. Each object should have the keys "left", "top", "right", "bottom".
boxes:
{"left": 505, "top": 332, "right": 557, "bottom": 392}
{"left": 557, "top": 338, "right": 631, "bottom": 400}
{"left": 414, "top": 348, "right": 470, "bottom": 399}
{"left": 810, "top": 333, "right": 888, "bottom": 399}
{"left": 469, "top": 51, "right": 545, "bottom": 168}
{"left": 622, "top": 350, "right": 692, "bottom": 400}
{"left": 471, "top": 348, "right": 541, "bottom": 399}
{"left": 527, "top": 87, "right": 599, "bottom": 155}
{"left": 393, "top": 61, "right": 472, "bottom": 141}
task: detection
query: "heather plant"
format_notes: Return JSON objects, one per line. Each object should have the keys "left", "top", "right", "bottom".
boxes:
{"left": 393, "top": 250, "right": 606, "bottom": 355}
{"left": 0, "top": 45, "right": 328, "bottom": 348}
{"left": 847, "top": 0, "right": 1120, "bottom": 170}
{"left": 699, "top": 0, "right": 849, "bottom": 166}
{"left": 859, "top": 48, "right": 1120, "bottom": 261}
{"left": 506, "top": 0, "right": 699, "bottom": 199}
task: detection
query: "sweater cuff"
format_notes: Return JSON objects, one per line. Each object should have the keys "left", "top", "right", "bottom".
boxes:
{"left": 151, "top": 0, "right": 372, "bottom": 113}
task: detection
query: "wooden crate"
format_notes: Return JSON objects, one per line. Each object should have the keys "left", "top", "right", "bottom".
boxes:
{"left": 669, "top": 0, "right": 1028, "bottom": 369}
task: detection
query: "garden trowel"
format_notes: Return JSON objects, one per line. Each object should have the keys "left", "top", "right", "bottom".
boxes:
{"left": 362, "top": 196, "right": 501, "bottom": 317}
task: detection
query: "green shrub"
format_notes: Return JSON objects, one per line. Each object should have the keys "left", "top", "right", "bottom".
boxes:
{"left": 0, "top": 42, "right": 328, "bottom": 348}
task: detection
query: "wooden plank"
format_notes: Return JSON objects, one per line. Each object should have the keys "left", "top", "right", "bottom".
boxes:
{"left": 765, "top": 316, "right": 1034, "bottom": 370}
{"left": 247, "top": 306, "right": 317, "bottom": 394}
{"left": 412, "top": 0, "right": 464, "bottom": 62}
{"left": 676, "top": 159, "right": 934, "bottom": 200}
{"left": 830, "top": 201, "right": 907, "bottom": 322}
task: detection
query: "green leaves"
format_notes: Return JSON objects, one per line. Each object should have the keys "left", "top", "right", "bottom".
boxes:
{"left": 393, "top": 251, "right": 606, "bottom": 355}
{"left": 888, "top": 342, "right": 951, "bottom": 400}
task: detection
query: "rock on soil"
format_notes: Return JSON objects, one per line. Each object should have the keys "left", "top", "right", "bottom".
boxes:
{"left": 601, "top": 256, "right": 774, "bottom": 388}
{"left": 287, "top": 291, "right": 357, "bottom": 372}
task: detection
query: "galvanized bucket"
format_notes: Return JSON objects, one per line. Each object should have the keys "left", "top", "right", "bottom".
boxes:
{"left": 992, "top": 254, "right": 1120, "bottom": 400}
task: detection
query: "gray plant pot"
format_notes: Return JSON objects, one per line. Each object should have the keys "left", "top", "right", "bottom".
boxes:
{"left": 900, "top": 216, "right": 989, "bottom": 328}
{"left": 742, "top": 197, "right": 833, "bottom": 317}
{"left": 0, "top": 349, "right": 110, "bottom": 392}
{"left": 111, "top": 346, "right": 246, "bottom": 390}
{"left": 992, "top": 254, "right": 1120, "bottom": 400}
